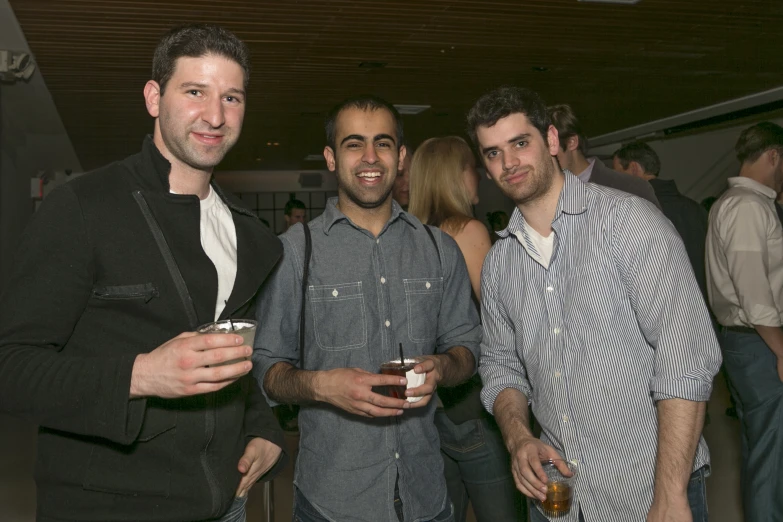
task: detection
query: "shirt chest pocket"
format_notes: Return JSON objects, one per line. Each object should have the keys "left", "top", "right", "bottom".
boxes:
{"left": 404, "top": 277, "right": 443, "bottom": 342}
{"left": 309, "top": 282, "right": 367, "bottom": 350}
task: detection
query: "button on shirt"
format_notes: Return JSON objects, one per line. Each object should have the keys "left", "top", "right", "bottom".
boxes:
{"left": 254, "top": 198, "right": 481, "bottom": 522}
{"left": 706, "top": 176, "right": 783, "bottom": 327}
{"left": 479, "top": 174, "right": 721, "bottom": 522}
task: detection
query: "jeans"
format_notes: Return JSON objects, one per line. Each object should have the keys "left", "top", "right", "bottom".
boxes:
{"left": 720, "top": 328, "right": 783, "bottom": 521}
{"left": 526, "top": 466, "right": 708, "bottom": 521}
{"left": 213, "top": 495, "right": 247, "bottom": 522}
{"left": 434, "top": 410, "right": 525, "bottom": 522}
{"left": 293, "top": 487, "right": 454, "bottom": 522}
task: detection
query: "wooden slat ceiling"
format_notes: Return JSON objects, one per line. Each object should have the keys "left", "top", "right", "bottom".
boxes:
{"left": 10, "top": 0, "right": 783, "bottom": 171}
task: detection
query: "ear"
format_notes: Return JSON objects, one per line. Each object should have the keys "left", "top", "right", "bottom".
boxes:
{"left": 629, "top": 161, "right": 645, "bottom": 177}
{"left": 398, "top": 145, "right": 408, "bottom": 172}
{"left": 144, "top": 80, "right": 162, "bottom": 118}
{"left": 567, "top": 135, "right": 580, "bottom": 153}
{"left": 324, "top": 146, "right": 336, "bottom": 172}
{"left": 547, "top": 125, "right": 560, "bottom": 156}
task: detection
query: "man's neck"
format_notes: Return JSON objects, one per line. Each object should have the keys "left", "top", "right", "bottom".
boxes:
{"left": 641, "top": 172, "right": 656, "bottom": 181}
{"left": 336, "top": 195, "right": 393, "bottom": 237}
{"left": 518, "top": 171, "right": 565, "bottom": 237}
{"left": 153, "top": 132, "right": 212, "bottom": 199}
{"left": 569, "top": 153, "right": 591, "bottom": 176}
{"left": 739, "top": 166, "right": 775, "bottom": 191}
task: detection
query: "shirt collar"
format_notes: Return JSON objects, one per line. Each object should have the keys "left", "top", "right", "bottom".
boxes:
{"left": 727, "top": 176, "right": 777, "bottom": 199}
{"left": 496, "top": 171, "right": 588, "bottom": 239}
{"left": 575, "top": 157, "right": 597, "bottom": 182}
{"left": 322, "top": 197, "right": 417, "bottom": 235}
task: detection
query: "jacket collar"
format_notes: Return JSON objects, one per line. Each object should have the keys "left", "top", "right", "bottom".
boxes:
{"left": 139, "top": 135, "right": 255, "bottom": 218}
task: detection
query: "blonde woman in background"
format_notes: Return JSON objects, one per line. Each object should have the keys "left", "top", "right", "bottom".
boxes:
{"left": 409, "top": 136, "right": 525, "bottom": 522}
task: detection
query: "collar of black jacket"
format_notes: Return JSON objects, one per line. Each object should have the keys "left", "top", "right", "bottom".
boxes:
{"left": 649, "top": 178, "right": 680, "bottom": 196}
{"left": 138, "top": 135, "right": 256, "bottom": 219}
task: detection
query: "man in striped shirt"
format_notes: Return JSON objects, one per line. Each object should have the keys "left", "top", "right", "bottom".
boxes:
{"left": 467, "top": 86, "right": 721, "bottom": 522}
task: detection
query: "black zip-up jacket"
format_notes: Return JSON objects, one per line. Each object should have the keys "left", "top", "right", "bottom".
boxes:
{"left": 0, "top": 137, "right": 287, "bottom": 521}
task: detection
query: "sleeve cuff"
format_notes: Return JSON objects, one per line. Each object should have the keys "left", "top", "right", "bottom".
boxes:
{"left": 746, "top": 303, "right": 783, "bottom": 327}
{"left": 480, "top": 381, "right": 532, "bottom": 415}
{"left": 650, "top": 377, "right": 713, "bottom": 403}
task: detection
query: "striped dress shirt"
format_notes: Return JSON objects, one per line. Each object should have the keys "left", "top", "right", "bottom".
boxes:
{"left": 479, "top": 173, "right": 721, "bottom": 522}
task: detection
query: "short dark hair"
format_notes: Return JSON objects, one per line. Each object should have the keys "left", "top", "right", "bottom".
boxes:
{"left": 152, "top": 24, "right": 250, "bottom": 94}
{"left": 466, "top": 86, "right": 551, "bottom": 146}
{"left": 547, "top": 104, "right": 588, "bottom": 156}
{"left": 325, "top": 95, "right": 404, "bottom": 150}
{"left": 284, "top": 198, "right": 306, "bottom": 216}
{"left": 612, "top": 141, "right": 661, "bottom": 176}
{"left": 735, "top": 122, "right": 783, "bottom": 164}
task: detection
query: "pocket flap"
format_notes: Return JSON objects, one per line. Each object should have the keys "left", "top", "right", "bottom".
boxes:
{"left": 92, "top": 283, "right": 158, "bottom": 302}
{"left": 403, "top": 278, "right": 443, "bottom": 294}
{"left": 309, "top": 282, "right": 363, "bottom": 301}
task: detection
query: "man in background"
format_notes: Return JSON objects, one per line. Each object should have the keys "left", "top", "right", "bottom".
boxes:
{"left": 284, "top": 198, "right": 307, "bottom": 231}
{"left": 613, "top": 140, "right": 709, "bottom": 298}
{"left": 547, "top": 104, "right": 660, "bottom": 208}
{"left": 706, "top": 121, "right": 783, "bottom": 521}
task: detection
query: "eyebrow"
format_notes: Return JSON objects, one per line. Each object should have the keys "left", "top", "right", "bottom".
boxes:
{"left": 480, "top": 133, "right": 531, "bottom": 155}
{"left": 339, "top": 133, "right": 397, "bottom": 146}
{"left": 178, "top": 82, "right": 246, "bottom": 97}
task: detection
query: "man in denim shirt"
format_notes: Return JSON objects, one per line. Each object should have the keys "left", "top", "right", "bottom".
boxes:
{"left": 253, "top": 96, "right": 481, "bottom": 522}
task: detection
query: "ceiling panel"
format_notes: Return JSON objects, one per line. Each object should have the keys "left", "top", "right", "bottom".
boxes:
{"left": 9, "top": 0, "right": 783, "bottom": 170}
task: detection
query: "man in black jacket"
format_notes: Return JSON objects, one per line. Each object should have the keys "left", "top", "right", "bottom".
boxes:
{"left": 612, "top": 141, "right": 710, "bottom": 300}
{"left": 547, "top": 104, "right": 662, "bottom": 209}
{"left": 0, "top": 24, "right": 286, "bottom": 522}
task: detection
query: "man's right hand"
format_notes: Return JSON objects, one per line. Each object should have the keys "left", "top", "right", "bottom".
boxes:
{"left": 507, "top": 435, "right": 572, "bottom": 501}
{"left": 130, "top": 332, "right": 252, "bottom": 399}
{"left": 313, "top": 367, "right": 410, "bottom": 418}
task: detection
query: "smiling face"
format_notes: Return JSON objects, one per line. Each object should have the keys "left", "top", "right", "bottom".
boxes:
{"left": 476, "top": 112, "right": 560, "bottom": 206}
{"left": 145, "top": 53, "right": 246, "bottom": 174}
{"left": 323, "top": 107, "right": 406, "bottom": 210}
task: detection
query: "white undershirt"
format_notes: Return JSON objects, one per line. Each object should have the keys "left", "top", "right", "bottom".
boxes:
{"left": 198, "top": 186, "right": 238, "bottom": 320}
{"left": 522, "top": 221, "right": 555, "bottom": 269}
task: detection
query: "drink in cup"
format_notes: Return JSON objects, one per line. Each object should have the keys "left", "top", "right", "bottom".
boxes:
{"left": 197, "top": 319, "right": 257, "bottom": 367}
{"left": 379, "top": 358, "right": 426, "bottom": 402}
{"left": 537, "top": 459, "right": 578, "bottom": 518}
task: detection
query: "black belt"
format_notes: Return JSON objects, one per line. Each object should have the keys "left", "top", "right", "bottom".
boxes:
{"left": 723, "top": 325, "right": 757, "bottom": 335}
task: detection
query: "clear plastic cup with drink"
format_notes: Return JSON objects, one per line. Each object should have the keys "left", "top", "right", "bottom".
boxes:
{"left": 196, "top": 319, "right": 257, "bottom": 367}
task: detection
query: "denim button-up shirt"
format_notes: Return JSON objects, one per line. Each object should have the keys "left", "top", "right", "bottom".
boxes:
{"left": 254, "top": 198, "right": 481, "bottom": 522}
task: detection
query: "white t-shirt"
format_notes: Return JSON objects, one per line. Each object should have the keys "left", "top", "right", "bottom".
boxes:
{"left": 515, "top": 222, "right": 555, "bottom": 269}
{"left": 198, "top": 186, "right": 238, "bottom": 320}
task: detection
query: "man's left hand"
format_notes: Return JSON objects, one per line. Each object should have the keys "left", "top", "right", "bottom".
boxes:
{"left": 404, "top": 357, "right": 441, "bottom": 408}
{"left": 647, "top": 495, "right": 692, "bottom": 522}
{"left": 234, "top": 437, "right": 283, "bottom": 498}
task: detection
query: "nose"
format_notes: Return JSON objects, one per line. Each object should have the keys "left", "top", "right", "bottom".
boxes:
{"left": 502, "top": 152, "right": 519, "bottom": 172}
{"left": 202, "top": 96, "right": 225, "bottom": 129}
{"left": 362, "top": 145, "right": 379, "bottom": 164}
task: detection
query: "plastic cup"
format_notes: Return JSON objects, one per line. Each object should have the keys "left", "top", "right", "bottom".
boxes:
{"left": 379, "top": 358, "right": 426, "bottom": 403}
{"left": 197, "top": 319, "right": 257, "bottom": 367}
{"left": 536, "top": 459, "right": 578, "bottom": 518}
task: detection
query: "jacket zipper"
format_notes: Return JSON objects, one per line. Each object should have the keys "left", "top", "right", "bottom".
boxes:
{"left": 201, "top": 393, "right": 220, "bottom": 516}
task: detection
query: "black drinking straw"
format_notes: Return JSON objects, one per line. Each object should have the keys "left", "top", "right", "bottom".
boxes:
{"left": 225, "top": 300, "right": 235, "bottom": 331}
{"left": 399, "top": 342, "right": 405, "bottom": 364}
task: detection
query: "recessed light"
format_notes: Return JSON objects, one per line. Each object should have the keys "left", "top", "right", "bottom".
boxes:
{"left": 532, "top": 66, "right": 549, "bottom": 72}
{"left": 394, "top": 104, "right": 431, "bottom": 115}
{"left": 578, "top": 0, "right": 641, "bottom": 3}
